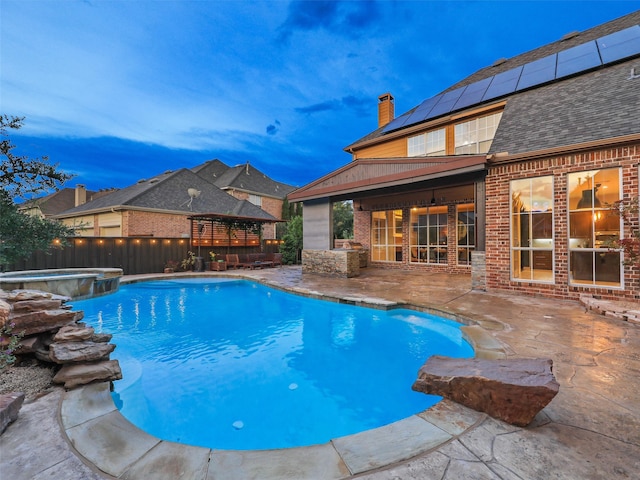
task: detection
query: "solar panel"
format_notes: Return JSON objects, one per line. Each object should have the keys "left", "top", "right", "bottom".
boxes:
{"left": 597, "top": 25, "right": 640, "bottom": 64}
{"left": 453, "top": 76, "right": 493, "bottom": 110}
{"left": 482, "top": 65, "right": 523, "bottom": 102}
{"left": 556, "top": 41, "right": 602, "bottom": 78}
{"left": 427, "top": 87, "right": 465, "bottom": 118}
{"left": 380, "top": 23, "right": 640, "bottom": 137}
{"left": 399, "top": 94, "right": 443, "bottom": 129}
{"left": 516, "top": 53, "right": 557, "bottom": 90}
{"left": 381, "top": 112, "right": 412, "bottom": 133}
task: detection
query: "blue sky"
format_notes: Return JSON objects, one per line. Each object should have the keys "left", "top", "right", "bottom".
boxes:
{"left": 2, "top": 1, "right": 638, "bottom": 195}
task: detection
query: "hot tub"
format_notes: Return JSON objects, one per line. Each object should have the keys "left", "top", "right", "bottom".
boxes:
{"left": 0, "top": 268, "right": 123, "bottom": 299}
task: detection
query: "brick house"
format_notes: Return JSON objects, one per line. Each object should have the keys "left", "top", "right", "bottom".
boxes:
{"left": 288, "top": 12, "right": 640, "bottom": 301}
{"left": 54, "top": 161, "right": 290, "bottom": 245}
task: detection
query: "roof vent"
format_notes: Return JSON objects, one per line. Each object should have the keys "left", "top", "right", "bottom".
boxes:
{"left": 561, "top": 30, "right": 580, "bottom": 41}
{"left": 491, "top": 58, "right": 507, "bottom": 67}
{"left": 149, "top": 178, "right": 159, "bottom": 184}
{"left": 137, "top": 179, "right": 146, "bottom": 183}
{"left": 164, "top": 170, "right": 172, "bottom": 174}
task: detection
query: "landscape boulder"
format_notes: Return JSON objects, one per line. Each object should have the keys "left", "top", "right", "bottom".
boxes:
{"left": 53, "top": 324, "right": 95, "bottom": 342}
{"left": 9, "top": 309, "right": 84, "bottom": 336}
{"left": 53, "top": 360, "right": 122, "bottom": 388}
{"left": 0, "top": 392, "right": 25, "bottom": 434}
{"left": 49, "top": 341, "right": 115, "bottom": 364}
{"left": 412, "top": 355, "right": 559, "bottom": 426}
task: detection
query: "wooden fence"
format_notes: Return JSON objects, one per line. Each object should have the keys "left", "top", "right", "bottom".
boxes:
{"left": 6, "top": 237, "right": 282, "bottom": 275}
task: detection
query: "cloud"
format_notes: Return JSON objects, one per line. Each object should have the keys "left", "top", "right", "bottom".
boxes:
{"left": 266, "top": 120, "right": 281, "bottom": 136}
{"left": 295, "top": 100, "right": 341, "bottom": 115}
{"left": 277, "top": 0, "right": 380, "bottom": 43}
{"left": 295, "top": 95, "right": 369, "bottom": 116}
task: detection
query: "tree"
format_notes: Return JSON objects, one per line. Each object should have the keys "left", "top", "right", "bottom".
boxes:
{"left": 607, "top": 197, "right": 639, "bottom": 269}
{"left": 333, "top": 200, "right": 353, "bottom": 239}
{"left": 0, "top": 190, "right": 75, "bottom": 269}
{"left": 1, "top": 115, "right": 72, "bottom": 198}
{"left": 280, "top": 215, "right": 303, "bottom": 265}
{"left": 0, "top": 115, "right": 75, "bottom": 269}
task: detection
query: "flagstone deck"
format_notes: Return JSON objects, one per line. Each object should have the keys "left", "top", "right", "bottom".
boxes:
{"left": 1, "top": 266, "right": 638, "bottom": 479}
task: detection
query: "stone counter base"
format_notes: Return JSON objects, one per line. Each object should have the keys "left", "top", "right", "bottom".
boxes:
{"left": 302, "top": 249, "right": 361, "bottom": 277}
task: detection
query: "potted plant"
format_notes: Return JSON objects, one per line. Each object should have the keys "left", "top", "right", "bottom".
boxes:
{"left": 180, "top": 251, "right": 197, "bottom": 271}
{"left": 209, "top": 251, "right": 226, "bottom": 271}
{"left": 164, "top": 260, "right": 179, "bottom": 273}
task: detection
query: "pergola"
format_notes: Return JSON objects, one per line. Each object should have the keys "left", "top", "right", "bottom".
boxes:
{"left": 187, "top": 213, "right": 283, "bottom": 255}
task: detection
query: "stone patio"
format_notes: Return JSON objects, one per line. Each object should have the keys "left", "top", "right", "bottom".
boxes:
{"left": 1, "top": 266, "right": 638, "bottom": 479}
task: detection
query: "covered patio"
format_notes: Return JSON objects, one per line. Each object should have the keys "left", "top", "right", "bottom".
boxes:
{"left": 288, "top": 155, "right": 489, "bottom": 281}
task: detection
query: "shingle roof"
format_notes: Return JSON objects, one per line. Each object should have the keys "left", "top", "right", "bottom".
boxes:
{"left": 55, "top": 169, "right": 275, "bottom": 220}
{"left": 347, "top": 10, "right": 640, "bottom": 150}
{"left": 192, "top": 160, "right": 296, "bottom": 199}
{"left": 19, "top": 188, "right": 111, "bottom": 216}
{"left": 489, "top": 60, "right": 639, "bottom": 155}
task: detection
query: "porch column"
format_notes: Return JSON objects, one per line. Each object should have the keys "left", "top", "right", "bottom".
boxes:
{"left": 302, "top": 199, "right": 333, "bottom": 250}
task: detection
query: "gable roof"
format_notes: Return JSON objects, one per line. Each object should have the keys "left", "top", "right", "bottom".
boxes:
{"left": 55, "top": 168, "right": 275, "bottom": 220}
{"left": 192, "top": 159, "right": 296, "bottom": 199}
{"left": 347, "top": 10, "right": 640, "bottom": 151}
{"left": 288, "top": 155, "right": 486, "bottom": 202}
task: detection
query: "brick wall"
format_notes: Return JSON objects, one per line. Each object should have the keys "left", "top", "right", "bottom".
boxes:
{"left": 123, "top": 211, "right": 191, "bottom": 237}
{"left": 486, "top": 144, "right": 639, "bottom": 301}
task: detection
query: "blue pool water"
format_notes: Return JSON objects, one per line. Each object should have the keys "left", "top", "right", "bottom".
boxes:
{"left": 76, "top": 278, "right": 473, "bottom": 450}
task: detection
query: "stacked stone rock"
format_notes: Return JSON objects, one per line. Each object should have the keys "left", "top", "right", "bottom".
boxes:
{"left": 0, "top": 290, "right": 122, "bottom": 389}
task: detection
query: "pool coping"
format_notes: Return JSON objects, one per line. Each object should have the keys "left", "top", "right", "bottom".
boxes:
{"left": 59, "top": 274, "right": 506, "bottom": 479}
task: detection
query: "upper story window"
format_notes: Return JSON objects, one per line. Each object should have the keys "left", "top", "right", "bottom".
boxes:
{"left": 248, "top": 194, "right": 262, "bottom": 207}
{"left": 408, "top": 134, "right": 425, "bottom": 157}
{"left": 406, "top": 111, "right": 502, "bottom": 158}
{"left": 408, "top": 128, "right": 446, "bottom": 157}
{"left": 454, "top": 111, "right": 503, "bottom": 154}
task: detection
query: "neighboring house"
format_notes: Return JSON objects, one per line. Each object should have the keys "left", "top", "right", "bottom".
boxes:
{"left": 289, "top": 11, "right": 640, "bottom": 301}
{"left": 18, "top": 186, "right": 114, "bottom": 218}
{"left": 192, "top": 159, "right": 296, "bottom": 238}
{"left": 54, "top": 168, "right": 276, "bottom": 247}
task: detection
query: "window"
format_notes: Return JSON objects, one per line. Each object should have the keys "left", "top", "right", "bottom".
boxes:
{"left": 510, "top": 176, "right": 554, "bottom": 282}
{"left": 408, "top": 128, "right": 445, "bottom": 157}
{"left": 426, "top": 129, "right": 446, "bottom": 156}
{"left": 248, "top": 194, "right": 262, "bottom": 207}
{"left": 408, "top": 134, "right": 425, "bottom": 157}
{"left": 454, "top": 111, "right": 503, "bottom": 154}
{"left": 371, "top": 210, "right": 403, "bottom": 262}
{"left": 410, "top": 206, "right": 447, "bottom": 264}
{"left": 568, "top": 169, "right": 621, "bottom": 287}
{"left": 457, "top": 204, "right": 475, "bottom": 265}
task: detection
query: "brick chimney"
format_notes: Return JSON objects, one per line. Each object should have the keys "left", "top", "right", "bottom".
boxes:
{"left": 75, "top": 184, "right": 87, "bottom": 206}
{"left": 378, "top": 93, "right": 394, "bottom": 128}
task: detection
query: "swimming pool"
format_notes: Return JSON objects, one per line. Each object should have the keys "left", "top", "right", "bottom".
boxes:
{"left": 76, "top": 278, "right": 473, "bottom": 450}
